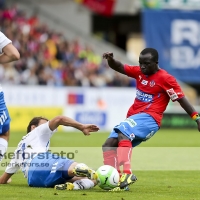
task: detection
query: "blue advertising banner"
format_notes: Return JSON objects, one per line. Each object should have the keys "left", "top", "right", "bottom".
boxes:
{"left": 142, "top": 9, "right": 200, "bottom": 83}
{"left": 75, "top": 111, "right": 107, "bottom": 127}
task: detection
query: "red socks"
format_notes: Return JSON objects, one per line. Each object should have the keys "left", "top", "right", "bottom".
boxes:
{"left": 103, "top": 140, "right": 133, "bottom": 175}
{"left": 103, "top": 150, "right": 120, "bottom": 174}
{"left": 117, "top": 140, "right": 132, "bottom": 174}
{"left": 103, "top": 150, "right": 117, "bottom": 168}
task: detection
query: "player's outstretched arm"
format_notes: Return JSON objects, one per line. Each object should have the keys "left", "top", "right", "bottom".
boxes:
{"left": 102, "top": 52, "right": 125, "bottom": 74}
{"left": 0, "top": 172, "right": 13, "bottom": 184}
{"left": 177, "top": 97, "right": 200, "bottom": 131}
{"left": 0, "top": 43, "right": 20, "bottom": 63}
{"left": 48, "top": 116, "right": 100, "bottom": 135}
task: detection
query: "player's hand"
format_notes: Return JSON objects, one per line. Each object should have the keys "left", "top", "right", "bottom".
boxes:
{"left": 196, "top": 119, "right": 200, "bottom": 132}
{"left": 102, "top": 52, "right": 114, "bottom": 61}
{"left": 81, "top": 124, "right": 99, "bottom": 136}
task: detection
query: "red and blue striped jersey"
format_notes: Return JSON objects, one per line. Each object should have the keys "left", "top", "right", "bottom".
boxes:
{"left": 124, "top": 65, "right": 184, "bottom": 126}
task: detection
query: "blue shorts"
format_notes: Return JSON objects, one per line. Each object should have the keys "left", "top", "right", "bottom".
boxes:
{"left": 28, "top": 152, "right": 75, "bottom": 187}
{"left": 108, "top": 113, "right": 159, "bottom": 147}
{"left": 0, "top": 108, "right": 11, "bottom": 135}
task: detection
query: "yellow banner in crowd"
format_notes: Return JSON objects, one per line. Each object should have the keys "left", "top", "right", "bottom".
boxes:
{"left": 8, "top": 107, "right": 63, "bottom": 132}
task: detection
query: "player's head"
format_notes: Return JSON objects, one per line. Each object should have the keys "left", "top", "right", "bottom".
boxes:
{"left": 27, "top": 116, "right": 49, "bottom": 133}
{"left": 139, "top": 48, "right": 159, "bottom": 75}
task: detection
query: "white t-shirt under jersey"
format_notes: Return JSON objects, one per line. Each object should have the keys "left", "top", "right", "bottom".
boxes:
{"left": 5, "top": 121, "right": 56, "bottom": 175}
{"left": 0, "top": 31, "right": 12, "bottom": 53}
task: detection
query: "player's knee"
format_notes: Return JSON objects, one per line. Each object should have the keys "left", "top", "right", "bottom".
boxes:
{"left": 102, "top": 138, "right": 118, "bottom": 152}
{"left": 0, "top": 131, "right": 10, "bottom": 141}
{"left": 102, "top": 141, "right": 109, "bottom": 151}
{"left": 102, "top": 139, "right": 113, "bottom": 148}
{"left": 102, "top": 140, "right": 109, "bottom": 148}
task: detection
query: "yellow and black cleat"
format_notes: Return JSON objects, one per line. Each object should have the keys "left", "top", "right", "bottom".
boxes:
{"left": 54, "top": 182, "right": 74, "bottom": 191}
{"left": 119, "top": 173, "right": 137, "bottom": 189}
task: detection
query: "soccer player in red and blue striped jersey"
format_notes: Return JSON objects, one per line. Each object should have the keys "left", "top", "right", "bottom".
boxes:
{"left": 102, "top": 48, "right": 200, "bottom": 190}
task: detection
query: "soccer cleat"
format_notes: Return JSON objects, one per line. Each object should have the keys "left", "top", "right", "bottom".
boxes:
{"left": 89, "top": 169, "right": 98, "bottom": 180}
{"left": 73, "top": 164, "right": 98, "bottom": 180}
{"left": 54, "top": 182, "right": 74, "bottom": 190}
{"left": 119, "top": 173, "right": 137, "bottom": 189}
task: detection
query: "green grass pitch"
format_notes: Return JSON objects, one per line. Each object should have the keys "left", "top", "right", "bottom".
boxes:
{"left": 1, "top": 129, "right": 200, "bottom": 200}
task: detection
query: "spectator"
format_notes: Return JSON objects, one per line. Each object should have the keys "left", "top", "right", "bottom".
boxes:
{"left": 0, "top": 6, "right": 135, "bottom": 88}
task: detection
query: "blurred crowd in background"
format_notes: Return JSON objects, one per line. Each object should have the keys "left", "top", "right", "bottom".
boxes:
{"left": 0, "top": 5, "right": 136, "bottom": 87}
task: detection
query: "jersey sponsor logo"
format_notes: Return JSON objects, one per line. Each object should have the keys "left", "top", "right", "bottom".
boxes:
{"left": 141, "top": 80, "right": 148, "bottom": 85}
{"left": 136, "top": 89, "right": 153, "bottom": 102}
{"left": 139, "top": 75, "right": 142, "bottom": 81}
{"left": 149, "top": 80, "right": 155, "bottom": 87}
{"left": 124, "top": 118, "right": 137, "bottom": 127}
{"left": 166, "top": 88, "right": 178, "bottom": 100}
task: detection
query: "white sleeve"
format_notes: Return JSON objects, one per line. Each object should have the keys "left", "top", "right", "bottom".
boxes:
{"left": 36, "top": 121, "right": 57, "bottom": 140}
{"left": 0, "top": 32, "right": 12, "bottom": 53}
{"left": 5, "top": 156, "right": 20, "bottom": 174}
{"left": 37, "top": 121, "right": 56, "bottom": 135}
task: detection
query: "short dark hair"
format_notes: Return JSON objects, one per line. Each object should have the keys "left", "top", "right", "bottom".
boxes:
{"left": 140, "top": 48, "right": 158, "bottom": 62}
{"left": 27, "top": 116, "right": 48, "bottom": 133}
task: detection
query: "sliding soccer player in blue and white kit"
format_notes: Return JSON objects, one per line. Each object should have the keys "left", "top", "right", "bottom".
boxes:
{"left": 0, "top": 115, "right": 99, "bottom": 190}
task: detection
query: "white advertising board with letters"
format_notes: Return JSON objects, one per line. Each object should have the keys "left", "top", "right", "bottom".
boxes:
{"left": 3, "top": 85, "right": 66, "bottom": 106}
{"left": 3, "top": 85, "right": 199, "bottom": 131}
{"left": 2, "top": 85, "right": 136, "bottom": 131}
{"left": 63, "top": 87, "right": 137, "bottom": 130}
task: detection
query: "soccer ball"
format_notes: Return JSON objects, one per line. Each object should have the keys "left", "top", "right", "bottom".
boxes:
{"left": 96, "top": 165, "right": 120, "bottom": 190}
